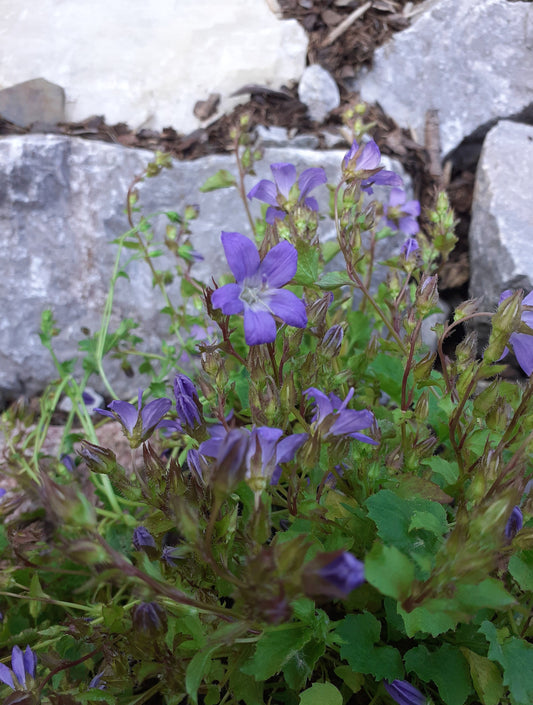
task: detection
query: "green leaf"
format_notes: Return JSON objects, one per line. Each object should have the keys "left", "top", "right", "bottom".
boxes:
{"left": 77, "top": 690, "right": 117, "bottom": 704}
{"left": 335, "top": 612, "right": 404, "bottom": 681}
{"left": 508, "top": 551, "right": 533, "bottom": 592}
{"left": 284, "top": 640, "right": 325, "bottom": 691}
{"left": 321, "top": 240, "right": 340, "bottom": 264}
{"left": 241, "top": 626, "right": 311, "bottom": 681}
{"left": 317, "top": 271, "right": 352, "bottom": 290}
{"left": 405, "top": 644, "right": 472, "bottom": 705}
{"left": 455, "top": 579, "right": 515, "bottom": 610}
{"left": 299, "top": 683, "right": 342, "bottom": 705}
{"left": 421, "top": 456, "right": 459, "bottom": 488}
{"left": 364, "top": 543, "right": 415, "bottom": 600}
{"left": 480, "top": 621, "right": 533, "bottom": 705}
{"left": 199, "top": 169, "right": 236, "bottom": 192}
{"left": 398, "top": 599, "right": 462, "bottom": 637}
{"left": 294, "top": 242, "right": 319, "bottom": 286}
{"left": 334, "top": 666, "right": 364, "bottom": 693}
{"left": 186, "top": 647, "right": 217, "bottom": 705}
{"left": 461, "top": 648, "right": 503, "bottom": 705}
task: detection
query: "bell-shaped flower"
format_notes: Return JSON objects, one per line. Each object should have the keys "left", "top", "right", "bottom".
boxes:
{"left": 247, "top": 162, "right": 327, "bottom": 224}
{"left": 96, "top": 390, "right": 172, "bottom": 449}
{"left": 499, "top": 290, "right": 533, "bottom": 375}
{"left": 342, "top": 139, "right": 403, "bottom": 194}
{"left": 0, "top": 645, "right": 37, "bottom": 691}
{"left": 401, "top": 237, "right": 420, "bottom": 259}
{"left": 384, "top": 680, "right": 426, "bottom": 705}
{"left": 173, "top": 374, "right": 203, "bottom": 429}
{"left": 304, "top": 387, "right": 377, "bottom": 444}
{"left": 211, "top": 231, "right": 307, "bottom": 346}
{"left": 505, "top": 505, "right": 523, "bottom": 541}
{"left": 383, "top": 188, "right": 420, "bottom": 235}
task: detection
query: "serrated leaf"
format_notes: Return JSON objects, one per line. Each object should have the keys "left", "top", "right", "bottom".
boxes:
{"left": 398, "top": 599, "right": 462, "bottom": 637}
{"left": 508, "top": 551, "right": 533, "bottom": 592}
{"left": 333, "top": 666, "right": 364, "bottom": 693}
{"left": 299, "top": 683, "right": 342, "bottom": 705}
{"left": 364, "top": 543, "right": 415, "bottom": 600}
{"left": 405, "top": 644, "right": 472, "bottom": 705}
{"left": 455, "top": 579, "right": 515, "bottom": 610}
{"left": 317, "top": 271, "right": 352, "bottom": 290}
{"left": 480, "top": 621, "right": 533, "bottom": 705}
{"left": 199, "top": 169, "right": 236, "bottom": 192}
{"left": 461, "top": 648, "right": 503, "bottom": 705}
{"left": 283, "top": 640, "right": 325, "bottom": 691}
{"left": 421, "top": 456, "right": 459, "bottom": 487}
{"left": 241, "top": 626, "right": 311, "bottom": 681}
{"left": 335, "top": 613, "right": 403, "bottom": 681}
{"left": 294, "top": 243, "right": 319, "bottom": 286}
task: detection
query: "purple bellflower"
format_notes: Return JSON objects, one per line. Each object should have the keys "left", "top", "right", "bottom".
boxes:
{"left": 0, "top": 645, "right": 37, "bottom": 690}
{"left": 401, "top": 237, "right": 420, "bottom": 259}
{"left": 132, "top": 526, "right": 156, "bottom": 552}
{"left": 505, "top": 505, "right": 523, "bottom": 541}
{"left": 304, "top": 387, "right": 377, "bottom": 444}
{"left": 499, "top": 290, "right": 533, "bottom": 376}
{"left": 89, "top": 671, "right": 106, "bottom": 690}
{"left": 342, "top": 139, "right": 403, "bottom": 194}
{"left": 173, "top": 374, "right": 203, "bottom": 428}
{"left": 247, "top": 162, "right": 327, "bottom": 224}
{"left": 384, "top": 679, "right": 426, "bottom": 705}
{"left": 96, "top": 390, "right": 172, "bottom": 449}
{"left": 319, "top": 551, "right": 365, "bottom": 597}
{"left": 211, "top": 231, "right": 307, "bottom": 346}
{"left": 383, "top": 188, "right": 420, "bottom": 235}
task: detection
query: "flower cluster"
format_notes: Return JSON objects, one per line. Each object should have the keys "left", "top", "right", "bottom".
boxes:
{"left": 342, "top": 138, "right": 403, "bottom": 194}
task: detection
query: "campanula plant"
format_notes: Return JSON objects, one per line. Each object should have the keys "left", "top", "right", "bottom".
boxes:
{"left": 0, "top": 114, "right": 532, "bottom": 705}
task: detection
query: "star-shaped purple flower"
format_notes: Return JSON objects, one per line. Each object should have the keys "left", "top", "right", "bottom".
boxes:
{"left": 499, "top": 290, "right": 533, "bottom": 376}
{"left": 384, "top": 188, "right": 420, "bottom": 235}
{"left": 247, "top": 162, "right": 327, "bottom": 224}
{"left": 342, "top": 139, "right": 403, "bottom": 194}
{"left": 304, "top": 387, "right": 378, "bottom": 444}
{"left": 211, "top": 231, "right": 308, "bottom": 346}
{"left": 96, "top": 390, "right": 172, "bottom": 449}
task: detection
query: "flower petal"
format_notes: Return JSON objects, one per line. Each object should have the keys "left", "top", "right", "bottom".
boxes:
{"left": 276, "top": 433, "right": 308, "bottom": 464}
{"left": 343, "top": 140, "right": 359, "bottom": 168}
{"left": 266, "top": 289, "right": 308, "bottom": 329}
{"left": 304, "top": 387, "right": 333, "bottom": 423}
{"left": 0, "top": 663, "right": 14, "bottom": 689}
{"left": 247, "top": 179, "right": 278, "bottom": 206}
{"left": 11, "top": 645, "right": 25, "bottom": 688}
{"left": 373, "top": 169, "right": 404, "bottom": 188}
{"left": 303, "top": 196, "right": 319, "bottom": 212}
{"left": 357, "top": 140, "right": 382, "bottom": 170}
{"left": 211, "top": 283, "right": 244, "bottom": 315}
{"left": 243, "top": 308, "right": 277, "bottom": 345}
{"left": 140, "top": 398, "right": 172, "bottom": 433}
{"left": 399, "top": 216, "right": 419, "bottom": 235}
{"left": 388, "top": 188, "right": 406, "bottom": 208}
{"left": 404, "top": 199, "right": 421, "bottom": 217}
{"left": 384, "top": 679, "right": 426, "bottom": 705}
{"left": 510, "top": 332, "right": 533, "bottom": 376}
{"left": 107, "top": 401, "right": 138, "bottom": 434}
{"left": 298, "top": 167, "right": 327, "bottom": 200}
{"left": 265, "top": 207, "right": 287, "bottom": 224}
{"left": 330, "top": 408, "right": 374, "bottom": 435}
{"left": 270, "top": 163, "right": 296, "bottom": 199}
{"left": 23, "top": 646, "right": 37, "bottom": 680}
{"left": 259, "top": 241, "right": 298, "bottom": 288}
{"left": 220, "top": 231, "right": 260, "bottom": 282}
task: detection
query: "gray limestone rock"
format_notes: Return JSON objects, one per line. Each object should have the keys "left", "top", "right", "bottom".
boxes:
{"left": 0, "top": 134, "right": 409, "bottom": 403}
{"left": 355, "top": 0, "right": 533, "bottom": 157}
{"left": 0, "top": 78, "right": 65, "bottom": 128}
{"left": 469, "top": 121, "right": 533, "bottom": 310}
{"left": 298, "top": 65, "right": 341, "bottom": 123}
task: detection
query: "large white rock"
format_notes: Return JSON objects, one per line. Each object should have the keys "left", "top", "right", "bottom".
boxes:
{"left": 469, "top": 121, "right": 533, "bottom": 308}
{"left": 0, "top": 0, "right": 307, "bottom": 133}
{"left": 355, "top": 0, "right": 533, "bottom": 157}
{"left": 0, "top": 134, "right": 409, "bottom": 403}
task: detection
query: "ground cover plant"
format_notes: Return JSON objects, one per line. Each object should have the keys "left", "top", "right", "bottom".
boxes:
{"left": 0, "top": 116, "right": 532, "bottom": 705}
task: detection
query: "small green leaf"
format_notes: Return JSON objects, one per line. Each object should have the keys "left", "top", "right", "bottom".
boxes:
{"left": 186, "top": 647, "right": 217, "bottom": 705}
{"left": 461, "top": 648, "right": 503, "bottom": 705}
{"left": 455, "top": 579, "right": 515, "bottom": 610}
{"left": 299, "top": 682, "right": 342, "bottom": 705}
{"left": 405, "top": 644, "right": 472, "bottom": 705}
{"left": 508, "top": 551, "right": 533, "bottom": 592}
{"left": 334, "top": 666, "right": 364, "bottom": 693}
{"left": 364, "top": 543, "right": 415, "bottom": 600}
{"left": 199, "top": 169, "right": 236, "bottom": 192}
{"left": 294, "top": 243, "right": 319, "bottom": 286}
{"left": 398, "top": 599, "right": 461, "bottom": 637}
{"left": 317, "top": 271, "right": 352, "bottom": 290}
{"left": 241, "top": 626, "right": 311, "bottom": 681}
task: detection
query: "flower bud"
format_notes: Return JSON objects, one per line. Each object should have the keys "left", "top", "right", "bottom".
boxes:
{"left": 320, "top": 325, "right": 345, "bottom": 357}
{"left": 132, "top": 602, "right": 167, "bottom": 636}
{"left": 132, "top": 526, "right": 157, "bottom": 555}
{"left": 414, "top": 391, "right": 429, "bottom": 422}
{"left": 67, "top": 540, "right": 108, "bottom": 565}
{"left": 415, "top": 275, "right": 439, "bottom": 317}
{"left": 485, "top": 290, "right": 523, "bottom": 364}
{"left": 505, "top": 506, "right": 523, "bottom": 541}
{"left": 78, "top": 441, "right": 117, "bottom": 474}
{"left": 303, "top": 550, "right": 365, "bottom": 599}
{"left": 307, "top": 294, "right": 333, "bottom": 336}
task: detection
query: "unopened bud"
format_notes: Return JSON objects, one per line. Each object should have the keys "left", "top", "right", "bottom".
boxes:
{"left": 485, "top": 290, "right": 523, "bottom": 363}
{"left": 454, "top": 298, "right": 481, "bottom": 322}
{"left": 67, "top": 540, "right": 108, "bottom": 565}
{"left": 416, "top": 275, "right": 439, "bottom": 316}
{"left": 132, "top": 602, "right": 167, "bottom": 636}
{"left": 414, "top": 391, "right": 429, "bottom": 422}
{"left": 321, "top": 325, "right": 344, "bottom": 357}
{"left": 307, "top": 294, "right": 333, "bottom": 336}
{"left": 412, "top": 352, "right": 436, "bottom": 382}
{"left": 455, "top": 331, "right": 478, "bottom": 369}
{"left": 78, "top": 441, "right": 117, "bottom": 474}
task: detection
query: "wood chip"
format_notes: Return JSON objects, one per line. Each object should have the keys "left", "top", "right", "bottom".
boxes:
{"left": 321, "top": 1, "right": 372, "bottom": 47}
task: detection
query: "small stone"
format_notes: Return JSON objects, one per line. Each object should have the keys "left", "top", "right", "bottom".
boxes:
{"left": 469, "top": 120, "right": 533, "bottom": 309}
{"left": 0, "top": 78, "right": 65, "bottom": 128}
{"left": 255, "top": 124, "right": 290, "bottom": 147}
{"left": 193, "top": 93, "right": 220, "bottom": 121}
{"left": 298, "top": 65, "right": 340, "bottom": 123}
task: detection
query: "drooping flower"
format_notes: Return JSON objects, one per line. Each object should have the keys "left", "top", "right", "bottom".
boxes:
{"left": 247, "top": 162, "right": 327, "bottom": 224}
{"left": 505, "top": 505, "right": 523, "bottom": 541}
{"left": 211, "top": 231, "right": 307, "bottom": 345}
{"left": 342, "top": 139, "right": 403, "bottom": 194}
{"left": 384, "top": 188, "right": 420, "bottom": 235}
{"left": 304, "top": 387, "right": 377, "bottom": 444}
{"left": 499, "top": 290, "right": 533, "bottom": 375}
{"left": 0, "top": 645, "right": 37, "bottom": 691}
{"left": 132, "top": 526, "right": 156, "bottom": 552}
{"left": 132, "top": 602, "right": 167, "bottom": 635}
{"left": 89, "top": 671, "right": 106, "bottom": 690}
{"left": 96, "top": 390, "right": 172, "bottom": 449}
{"left": 173, "top": 374, "right": 203, "bottom": 428}
{"left": 319, "top": 551, "right": 365, "bottom": 597}
{"left": 384, "top": 679, "right": 426, "bottom": 705}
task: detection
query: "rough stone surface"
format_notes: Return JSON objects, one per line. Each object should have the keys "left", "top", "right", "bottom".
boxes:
{"left": 0, "top": 134, "right": 409, "bottom": 403}
{"left": 298, "top": 65, "right": 341, "bottom": 123}
{"left": 0, "top": 0, "right": 307, "bottom": 133}
{"left": 0, "top": 78, "right": 65, "bottom": 128}
{"left": 355, "top": 0, "right": 533, "bottom": 157}
{"left": 469, "top": 120, "right": 533, "bottom": 309}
